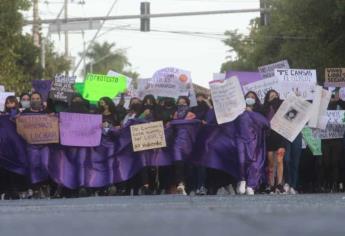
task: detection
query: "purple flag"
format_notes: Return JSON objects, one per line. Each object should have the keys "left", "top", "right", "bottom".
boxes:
{"left": 32, "top": 80, "right": 52, "bottom": 102}
{"left": 59, "top": 112, "right": 102, "bottom": 147}
{"left": 225, "top": 71, "right": 262, "bottom": 86}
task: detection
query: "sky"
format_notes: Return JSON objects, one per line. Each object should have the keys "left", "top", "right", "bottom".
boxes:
{"left": 22, "top": 0, "right": 260, "bottom": 87}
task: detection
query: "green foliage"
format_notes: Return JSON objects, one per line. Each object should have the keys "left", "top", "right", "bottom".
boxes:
{"left": 221, "top": 0, "right": 345, "bottom": 83}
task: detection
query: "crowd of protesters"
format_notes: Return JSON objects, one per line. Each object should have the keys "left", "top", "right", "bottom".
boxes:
{"left": 0, "top": 88, "right": 344, "bottom": 200}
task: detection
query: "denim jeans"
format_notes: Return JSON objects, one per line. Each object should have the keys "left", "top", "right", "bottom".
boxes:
{"left": 284, "top": 133, "right": 302, "bottom": 189}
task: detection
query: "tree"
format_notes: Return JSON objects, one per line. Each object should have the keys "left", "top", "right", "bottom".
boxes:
{"left": 83, "top": 42, "right": 139, "bottom": 79}
{"left": 221, "top": 0, "right": 345, "bottom": 83}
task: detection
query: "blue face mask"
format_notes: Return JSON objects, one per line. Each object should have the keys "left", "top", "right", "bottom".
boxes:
{"left": 245, "top": 98, "right": 256, "bottom": 106}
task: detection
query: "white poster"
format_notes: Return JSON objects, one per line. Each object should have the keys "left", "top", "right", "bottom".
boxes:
{"left": 258, "top": 60, "right": 290, "bottom": 79}
{"left": 213, "top": 73, "right": 226, "bottom": 81}
{"left": 308, "top": 86, "right": 332, "bottom": 129}
{"left": 311, "top": 110, "right": 345, "bottom": 139}
{"left": 242, "top": 76, "right": 281, "bottom": 103}
{"left": 274, "top": 69, "right": 317, "bottom": 100}
{"left": 0, "top": 85, "right": 4, "bottom": 93}
{"left": 209, "top": 76, "right": 246, "bottom": 125}
{"left": 328, "top": 87, "right": 345, "bottom": 101}
{"left": 271, "top": 94, "right": 313, "bottom": 142}
{"left": 0, "top": 92, "right": 15, "bottom": 112}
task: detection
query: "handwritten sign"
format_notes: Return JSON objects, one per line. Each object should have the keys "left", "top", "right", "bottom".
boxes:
{"left": 274, "top": 69, "right": 317, "bottom": 100}
{"left": 243, "top": 77, "right": 281, "bottom": 103}
{"left": 50, "top": 75, "right": 76, "bottom": 102}
{"left": 271, "top": 94, "right": 313, "bottom": 142}
{"left": 59, "top": 112, "right": 102, "bottom": 147}
{"left": 324, "top": 68, "right": 345, "bottom": 87}
{"left": 310, "top": 110, "right": 345, "bottom": 139}
{"left": 83, "top": 73, "right": 127, "bottom": 102}
{"left": 209, "top": 76, "right": 246, "bottom": 124}
{"left": 130, "top": 121, "right": 167, "bottom": 152}
{"left": 258, "top": 60, "right": 290, "bottom": 79}
{"left": 16, "top": 115, "right": 59, "bottom": 144}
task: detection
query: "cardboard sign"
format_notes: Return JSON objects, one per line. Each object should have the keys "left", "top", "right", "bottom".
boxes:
{"left": 324, "top": 68, "right": 345, "bottom": 87}
{"left": 0, "top": 92, "right": 15, "bottom": 112}
{"left": 130, "top": 121, "right": 167, "bottom": 152}
{"left": 209, "top": 76, "right": 246, "bottom": 124}
{"left": 83, "top": 73, "right": 127, "bottom": 102}
{"left": 274, "top": 69, "right": 317, "bottom": 100}
{"left": 271, "top": 94, "right": 313, "bottom": 142}
{"left": 302, "top": 127, "right": 322, "bottom": 156}
{"left": 242, "top": 77, "right": 281, "bottom": 103}
{"left": 50, "top": 75, "right": 76, "bottom": 102}
{"left": 32, "top": 80, "right": 52, "bottom": 102}
{"left": 16, "top": 115, "right": 59, "bottom": 144}
{"left": 59, "top": 112, "right": 102, "bottom": 147}
{"left": 258, "top": 60, "right": 290, "bottom": 79}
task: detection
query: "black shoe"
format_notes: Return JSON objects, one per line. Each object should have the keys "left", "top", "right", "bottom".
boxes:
{"left": 275, "top": 184, "right": 286, "bottom": 194}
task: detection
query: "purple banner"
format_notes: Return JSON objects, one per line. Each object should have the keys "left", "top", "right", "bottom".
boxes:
{"left": 225, "top": 71, "right": 262, "bottom": 86}
{"left": 31, "top": 80, "right": 52, "bottom": 102}
{"left": 59, "top": 112, "right": 102, "bottom": 147}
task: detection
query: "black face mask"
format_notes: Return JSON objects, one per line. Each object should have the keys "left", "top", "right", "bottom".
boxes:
{"left": 143, "top": 104, "right": 154, "bottom": 111}
{"left": 130, "top": 103, "right": 142, "bottom": 113}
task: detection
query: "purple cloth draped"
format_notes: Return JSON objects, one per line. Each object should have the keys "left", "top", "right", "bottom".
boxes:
{"left": 0, "top": 113, "right": 268, "bottom": 189}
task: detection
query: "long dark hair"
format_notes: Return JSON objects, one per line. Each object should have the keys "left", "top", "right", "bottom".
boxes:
{"left": 262, "top": 89, "right": 281, "bottom": 115}
{"left": 142, "top": 94, "right": 156, "bottom": 106}
{"left": 5, "top": 96, "right": 19, "bottom": 112}
{"left": 99, "top": 97, "right": 117, "bottom": 115}
{"left": 245, "top": 91, "right": 262, "bottom": 112}
{"left": 176, "top": 96, "right": 190, "bottom": 106}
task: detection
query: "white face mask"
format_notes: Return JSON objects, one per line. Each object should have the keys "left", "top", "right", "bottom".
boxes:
{"left": 245, "top": 98, "right": 256, "bottom": 106}
{"left": 21, "top": 100, "right": 30, "bottom": 109}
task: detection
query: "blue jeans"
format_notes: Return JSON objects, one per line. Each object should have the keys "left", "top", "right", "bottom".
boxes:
{"left": 284, "top": 133, "right": 302, "bottom": 189}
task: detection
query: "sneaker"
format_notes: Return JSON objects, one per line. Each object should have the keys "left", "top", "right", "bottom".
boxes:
{"left": 196, "top": 186, "right": 207, "bottom": 196}
{"left": 177, "top": 183, "right": 187, "bottom": 196}
{"left": 216, "top": 187, "right": 229, "bottom": 196}
{"left": 289, "top": 187, "right": 298, "bottom": 195}
{"left": 283, "top": 183, "right": 290, "bottom": 193}
{"left": 246, "top": 187, "right": 255, "bottom": 195}
{"left": 236, "top": 181, "right": 246, "bottom": 195}
{"left": 264, "top": 185, "right": 274, "bottom": 194}
{"left": 275, "top": 184, "right": 286, "bottom": 194}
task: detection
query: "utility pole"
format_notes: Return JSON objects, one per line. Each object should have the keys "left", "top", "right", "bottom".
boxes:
{"left": 64, "top": 0, "right": 69, "bottom": 75}
{"left": 32, "top": 0, "right": 40, "bottom": 47}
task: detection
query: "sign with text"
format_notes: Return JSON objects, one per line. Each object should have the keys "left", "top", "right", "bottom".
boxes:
{"left": 50, "top": 75, "right": 76, "bottom": 102}
{"left": 32, "top": 80, "right": 52, "bottom": 102}
{"left": 16, "top": 115, "right": 59, "bottom": 144}
{"left": 324, "top": 68, "right": 345, "bottom": 87}
{"left": 83, "top": 73, "right": 127, "bottom": 102}
{"left": 274, "top": 69, "right": 317, "bottom": 100}
{"left": 59, "top": 112, "right": 102, "bottom": 147}
{"left": 130, "top": 121, "right": 167, "bottom": 152}
{"left": 243, "top": 76, "right": 281, "bottom": 103}
{"left": 209, "top": 76, "right": 246, "bottom": 124}
{"left": 258, "top": 60, "right": 290, "bottom": 79}
{"left": 271, "top": 94, "right": 313, "bottom": 142}
{"left": 308, "top": 86, "right": 332, "bottom": 129}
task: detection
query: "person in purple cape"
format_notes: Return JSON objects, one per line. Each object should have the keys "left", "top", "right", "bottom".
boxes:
{"left": 2, "top": 96, "right": 20, "bottom": 118}
{"left": 262, "top": 90, "right": 288, "bottom": 194}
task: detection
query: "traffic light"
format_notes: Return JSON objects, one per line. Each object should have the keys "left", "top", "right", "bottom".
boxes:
{"left": 260, "top": 0, "right": 270, "bottom": 26}
{"left": 140, "top": 2, "right": 150, "bottom": 32}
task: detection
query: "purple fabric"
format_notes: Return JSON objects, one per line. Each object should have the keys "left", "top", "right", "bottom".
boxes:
{"left": 32, "top": 80, "right": 52, "bottom": 102}
{"left": 0, "top": 113, "right": 268, "bottom": 189}
{"left": 225, "top": 71, "right": 262, "bottom": 86}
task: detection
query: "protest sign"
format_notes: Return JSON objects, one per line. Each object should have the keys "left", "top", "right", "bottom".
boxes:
{"left": 258, "top": 60, "right": 290, "bottom": 79}
{"left": 74, "top": 82, "right": 85, "bottom": 95}
{"left": 0, "top": 85, "right": 4, "bottom": 92}
{"left": 213, "top": 73, "right": 226, "bottom": 81}
{"left": 310, "top": 110, "right": 345, "bottom": 139}
{"left": 50, "top": 75, "right": 76, "bottom": 102}
{"left": 302, "top": 127, "right": 322, "bottom": 156}
{"left": 271, "top": 94, "right": 313, "bottom": 142}
{"left": 32, "top": 80, "right": 52, "bottom": 102}
{"left": 308, "top": 86, "right": 332, "bottom": 129}
{"left": 242, "top": 76, "right": 281, "bottom": 103}
{"left": 274, "top": 69, "right": 317, "bottom": 100}
{"left": 225, "top": 71, "right": 262, "bottom": 86}
{"left": 16, "top": 115, "right": 59, "bottom": 144}
{"left": 0, "top": 92, "right": 15, "bottom": 112}
{"left": 82, "top": 73, "right": 127, "bottom": 102}
{"left": 328, "top": 87, "right": 345, "bottom": 101}
{"left": 59, "top": 112, "right": 102, "bottom": 147}
{"left": 136, "top": 78, "right": 151, "bottom": 99}
{"left": 324, "top": 68, "right": 345, "bottom": 87}
{"left": 130, "top": 121, "right": 167, "bottom": 152}
{"left": 209, "top": 76, "right": 246, "bottom": 125}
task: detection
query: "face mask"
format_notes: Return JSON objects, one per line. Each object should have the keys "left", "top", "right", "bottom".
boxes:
{"left": 176, "top": 105, "right": 189, "bottom": 119}
{"left": 21, "top": 100, "right": 30, "bottom": 109}
{"left": 143, "top": 104, "right": 154, "bottom": 110}
{"left": 130, "top": 103, "right": 142, "bottom": 113}
{"left": 30, "top": 101, "right": 41, "bottom": 110}
{"left": 102, "top": 127, "right": 110, "bottom": 135}
{"left": 245, "top": 98, "right": 256, "bottom": 106}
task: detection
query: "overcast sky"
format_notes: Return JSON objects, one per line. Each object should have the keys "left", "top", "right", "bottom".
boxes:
{"left": 23, "top": 0, "right": 259, "bottom": 87}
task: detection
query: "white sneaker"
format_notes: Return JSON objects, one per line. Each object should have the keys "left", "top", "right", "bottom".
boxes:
{"left": 216, "top": 187, "right": 229, "bottom": 196}
{"left": 283, "top": 183, "right": 290, "bottom": 193}
{"left": 236, "top": 181, "right": 246, "bottom": 195}
{"left": 177, "top": 183, "right": 187, "bottom": 196}
{"left": 289, "top": 187, "right": 298, "bottom": 195}
{"left": 246, "top": 187, "right": 255, "bottom": 195}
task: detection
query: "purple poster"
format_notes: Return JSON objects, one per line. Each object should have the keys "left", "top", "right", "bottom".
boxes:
{"left": 225, "top": 71, "right": 262, "bottom": 86}
{"left": 59, "top": 112, "right": 102, "bottom": 147}
{"left": 32, "top": 80, "right": 52, "bottom": 102}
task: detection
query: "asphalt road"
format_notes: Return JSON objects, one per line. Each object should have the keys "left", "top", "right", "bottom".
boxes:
{"left": 1, "top": 194, "right": 345, "bottom": 236}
